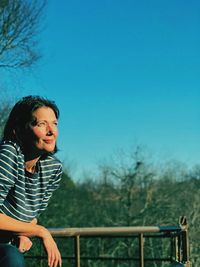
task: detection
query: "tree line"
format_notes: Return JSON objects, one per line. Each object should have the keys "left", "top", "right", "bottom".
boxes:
{"left": 36, "top": 148, "right": 200, "bottom": 267}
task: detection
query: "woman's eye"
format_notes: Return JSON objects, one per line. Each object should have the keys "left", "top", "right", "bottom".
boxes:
{"left": 36, "top": 121, "right": 58, "bottom": 128}
{"left": 37, "top": 122, "right": 46, "bottom": 127}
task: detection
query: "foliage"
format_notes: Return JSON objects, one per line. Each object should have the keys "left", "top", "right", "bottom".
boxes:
{"left": 26, "top": 148, "right": 199, "bottom": 266}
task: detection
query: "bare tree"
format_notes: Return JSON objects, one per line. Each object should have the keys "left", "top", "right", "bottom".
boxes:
{"left": 0, "top": 0, "right": 46, "bottom": 68}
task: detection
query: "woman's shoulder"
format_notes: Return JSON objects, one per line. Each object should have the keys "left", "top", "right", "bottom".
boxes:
{"left": 40, "top": 154, "right": 62, "bottom": 169}
{"left": 0, "top": 140, "right": 21, "bottom": 154}
{"left": 0, "top": 141, "right": 23, "bottom": 165}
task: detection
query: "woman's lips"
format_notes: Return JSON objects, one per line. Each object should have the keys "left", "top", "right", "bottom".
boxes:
{"left": 44, "top": 139, "right": 55, "bottom": 144}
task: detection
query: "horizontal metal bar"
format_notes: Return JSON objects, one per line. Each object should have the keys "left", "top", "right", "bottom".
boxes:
{"left": 25, "top": 255, "right": 172, "bottom": 262}
{"left": 53, "top": 233, "right": 180, "bottom": 239}
{"left": 49, "top": 225, "right": 184, "bottom": 237}
{"left": 77, "top": 256, "right": 173, "bottom": 262}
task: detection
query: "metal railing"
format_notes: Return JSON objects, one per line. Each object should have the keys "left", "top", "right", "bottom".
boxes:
{"left": 26, "top": 217, "right": 190, "bottom": 267}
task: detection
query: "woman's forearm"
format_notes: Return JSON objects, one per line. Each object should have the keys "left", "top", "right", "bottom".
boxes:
{"left": 0, "top": 213, "right": 45, "bottom": 238}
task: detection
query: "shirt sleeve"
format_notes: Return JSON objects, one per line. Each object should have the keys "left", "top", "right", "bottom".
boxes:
{"left": 0, "top": 142, "right": 18, "bottom": 208}
{"left": 39, "top": 163, "right": 63, "bottom": 214}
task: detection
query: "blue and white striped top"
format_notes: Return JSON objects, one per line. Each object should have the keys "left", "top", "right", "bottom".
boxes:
{"left": 0, "top": 141, "right": 62, "bottom": 222}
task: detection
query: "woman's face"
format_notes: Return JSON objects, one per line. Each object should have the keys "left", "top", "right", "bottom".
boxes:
{"left": 30, "top": 106, "right": 58, "bottom": 153}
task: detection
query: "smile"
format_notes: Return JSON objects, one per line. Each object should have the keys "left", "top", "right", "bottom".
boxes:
{"left": 43, "top": 139, "right": 55, "bottom": 144}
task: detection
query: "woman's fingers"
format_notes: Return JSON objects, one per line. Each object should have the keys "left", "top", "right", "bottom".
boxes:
{"left": 48, "top": 248, "right": 62, "bottom": 267}
{"left": 18, "top": 236, "right": 33, "bottom": 253}
{"left": 48, "top": 249, "right": 61, "bottom": 267}
{"left": 48, "top": 245, "right": 62, "bottom": 267}
{"left": 42, "top": 233, "right": 62, "bottom": 267}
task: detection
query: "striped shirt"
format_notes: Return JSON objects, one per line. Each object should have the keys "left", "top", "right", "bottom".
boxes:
{"left": 0, "top": 141, "right": 62, "bottom": 222}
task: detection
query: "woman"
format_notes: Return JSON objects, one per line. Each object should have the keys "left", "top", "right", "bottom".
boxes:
{"left": 0, "top": 95, "right": 62, "bottom": 267}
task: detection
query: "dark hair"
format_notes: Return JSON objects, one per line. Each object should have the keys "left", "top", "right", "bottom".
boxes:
{"left": 2, "top": 95, "right": 60, "bottom": 154}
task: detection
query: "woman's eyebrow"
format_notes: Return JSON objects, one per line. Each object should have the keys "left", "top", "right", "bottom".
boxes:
{"left": 36, "top": 119, "right": 58, "bottom": 123}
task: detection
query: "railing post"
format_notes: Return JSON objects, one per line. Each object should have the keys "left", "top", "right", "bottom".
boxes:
{"left": 182, "top": 229, "right": 190, "bottom": 267}
{"left": 178, "top": 234, "right": 182, "bottom": 262}
{"left": 74, "top": 235, "right": 80, "bottom": 267}
{"left": 179, "top": 216, "right": 190, "bottom": 267}
{"left": 171, "top": 235, "right": 176, "bottom": 262}
{"left": 139, "top": 233, "right": 144, "bottom": 267}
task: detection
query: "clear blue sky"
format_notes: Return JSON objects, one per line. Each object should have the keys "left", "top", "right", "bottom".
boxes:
{"left": 3, "top": 0, "right": 200, "bottom": 178}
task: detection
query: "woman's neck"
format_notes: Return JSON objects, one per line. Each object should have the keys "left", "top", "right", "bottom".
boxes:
{"left": 25, "top": 157, "right": 40, "bottom": 173}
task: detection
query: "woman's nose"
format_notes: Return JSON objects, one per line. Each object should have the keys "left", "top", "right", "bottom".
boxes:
{"left": 46, "top": 124, "right": 54, "bottom": 135}
{"left": 46, "top": 123, "right": 57, "bottom": 136}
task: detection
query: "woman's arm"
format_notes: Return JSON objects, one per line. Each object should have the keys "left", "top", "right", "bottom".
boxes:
{"left": 0, "top": 213, "right": 62, "bottom": 267}
{"left": 17, "top": 218, "right": 38, "bottom": 253}
{"left": 0, "top": 213, "right": 42, "bottom": 236}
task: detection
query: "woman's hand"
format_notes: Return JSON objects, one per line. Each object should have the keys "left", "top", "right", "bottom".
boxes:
{"left": 40, "top": 228, "right": 62, "bottom": 267}
{"left": 17, "top": 217, "right": 36, "bottom": 253}
{"left": 18, "top": 236, "right": 33, "bottom": 253}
